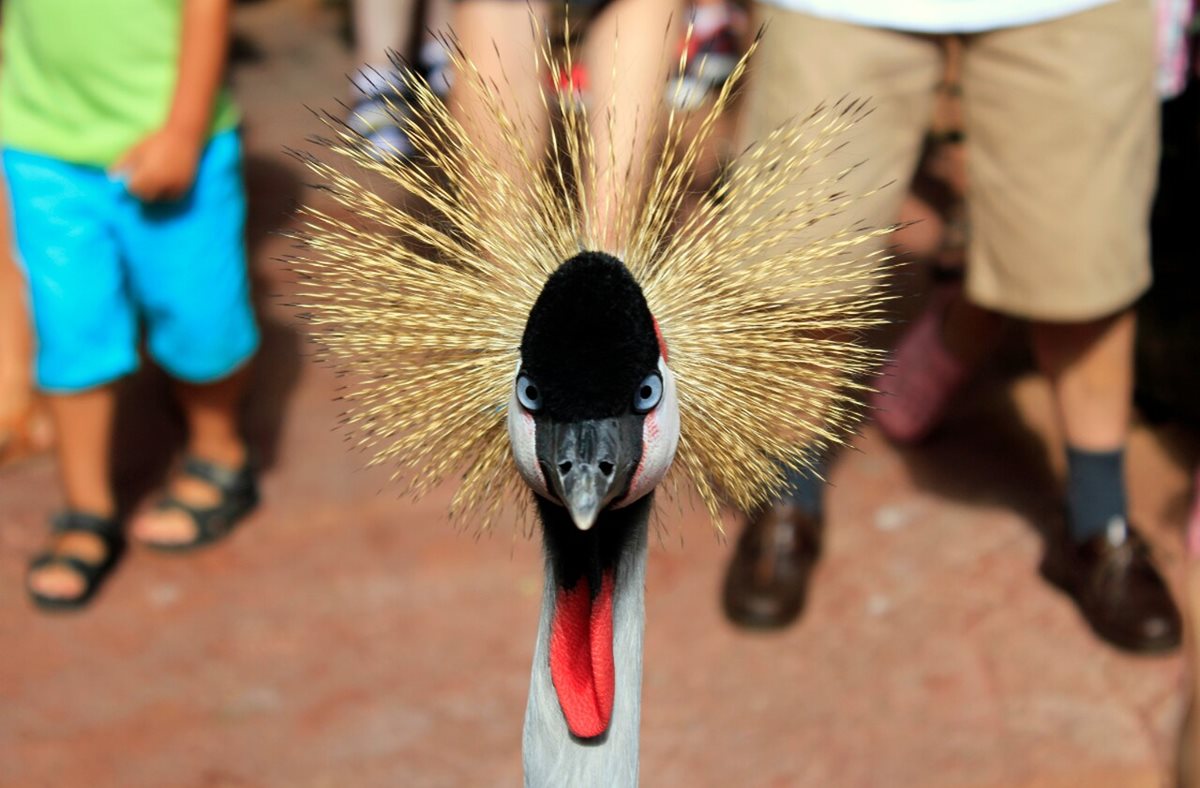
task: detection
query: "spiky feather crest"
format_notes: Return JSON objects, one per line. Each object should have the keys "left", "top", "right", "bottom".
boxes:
{"left": 290, "top": 20, "right": 892, "bottom": 532}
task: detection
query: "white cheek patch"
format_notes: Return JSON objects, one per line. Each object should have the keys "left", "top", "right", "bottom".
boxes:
{"left": 506, "top": 362, "right": 551, "bottom": 500}
{"left": 617, "top": 357, "right": 680, "bottom": 507}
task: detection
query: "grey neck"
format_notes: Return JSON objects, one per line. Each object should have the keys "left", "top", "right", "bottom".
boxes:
{"left": 522, "top": 512, "right": 649, "bottom": 788}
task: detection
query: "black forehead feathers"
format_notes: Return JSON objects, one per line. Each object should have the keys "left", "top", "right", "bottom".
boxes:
{"left": 520, "top": 252, "right": 660, "bottom": 421}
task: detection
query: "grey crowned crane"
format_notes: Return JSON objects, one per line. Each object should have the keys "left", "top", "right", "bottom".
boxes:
{"left": 293, "top": 29, "right": 889, "bottom": 788}
{"left": 511, "top": 252, "right": 676, "bottom": 785}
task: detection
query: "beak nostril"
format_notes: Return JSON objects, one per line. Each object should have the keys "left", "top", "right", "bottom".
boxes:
{"left": 598, "top": 461, "right": 614, "bottom": 477}
{"left": 558, "top": 461, "right": 573, "bottom": 476}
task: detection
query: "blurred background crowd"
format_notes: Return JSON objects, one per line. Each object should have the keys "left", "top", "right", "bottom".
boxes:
{"left": 2, "top": 0, "right": 1200, "bottom": 784}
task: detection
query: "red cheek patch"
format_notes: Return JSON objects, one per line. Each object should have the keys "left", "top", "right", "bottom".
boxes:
{"left": 652, "top": 317, "right": 668, "bottom": 363}
{"left": 549, "top": 572, "right": 616, "bottom": 739}
{"left": 625, "top": 411, "right": 658, "bottom": 504}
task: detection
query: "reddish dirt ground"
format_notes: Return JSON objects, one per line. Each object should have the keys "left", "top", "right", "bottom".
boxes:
{"left": 0, "top": 2, "right": 1194, "bottom": 785}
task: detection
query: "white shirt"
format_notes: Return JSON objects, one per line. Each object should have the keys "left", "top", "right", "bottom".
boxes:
{"left": 764, "top": 0, "right": 1119, "bottom": 32}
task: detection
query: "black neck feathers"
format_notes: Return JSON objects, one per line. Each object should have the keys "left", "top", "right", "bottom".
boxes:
{"left": 536, "top": 493, "right": 653, "bottom": 595}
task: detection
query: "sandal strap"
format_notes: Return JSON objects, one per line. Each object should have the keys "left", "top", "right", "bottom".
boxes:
{"left": 29, "top": 551, "right": 103, "bottom": 580}
{"left": 51, "top": 510, "right": 119, "bottom": 538}
{"left": 28, "top": 512, "right": 124, "bottom": 609}
{"left": 181, "top": 455, "right": 254, "bottom": 494}
{"left": 155, "top": 495, "right": 236, "bottom": 542}
{"left": 148, "top": 457, "right": 258, "bottom": 549}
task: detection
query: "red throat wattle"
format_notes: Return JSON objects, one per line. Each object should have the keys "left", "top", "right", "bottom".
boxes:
{"left": 549, "top": 572, "right": 616, "bottom": 738}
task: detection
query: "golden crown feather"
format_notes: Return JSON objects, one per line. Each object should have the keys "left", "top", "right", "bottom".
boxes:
{"left": 289, "top": 20, "right": 892, "bottom": 533}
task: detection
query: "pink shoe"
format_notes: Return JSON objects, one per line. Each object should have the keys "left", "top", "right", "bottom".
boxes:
{"left": 872, "top": 288, "right": 968, "bottom": 444}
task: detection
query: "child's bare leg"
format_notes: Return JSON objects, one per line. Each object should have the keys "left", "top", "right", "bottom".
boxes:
{"left": 425, "top": 0, "right": 453, "bottom": 37}
{"left": 0, "top": 194, "right": 53, "bottom": 463}
{"left": 354, "top": 0, "right": 415, "bottom": 74}
{"left": 131, "top": 367, "right": 249, "bottom": 545}
{"left": 0, "top": 260, "right": 32, "bottom": 430}
{"left": 27, "top": 387, "right": 116, "bottom": 599}
{"left": 450, "top": 0, "right": 551, "bottom": 183}
{"left": 582, "top": 0, "right": 680, "bottom": 250}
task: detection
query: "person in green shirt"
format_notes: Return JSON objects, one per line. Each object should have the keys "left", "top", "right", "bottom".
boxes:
{"left": 3, "top": 0, "right": 260, "bottom": 609}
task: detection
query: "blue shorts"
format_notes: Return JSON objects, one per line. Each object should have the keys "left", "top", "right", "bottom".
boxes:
{"left": 3, "top": 129, "right": 259, "bottom": 392}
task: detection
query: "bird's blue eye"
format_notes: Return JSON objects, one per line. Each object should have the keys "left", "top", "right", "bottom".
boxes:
{"left": 516, "top": 374, "right": 542, "bottom": 412}
{"left": 633, "top": 372, "right": 663, "bottom": 413}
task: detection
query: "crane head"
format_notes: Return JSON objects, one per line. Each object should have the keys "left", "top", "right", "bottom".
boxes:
{"left": 507, "top": 251, "right": 680, "bottom": 529}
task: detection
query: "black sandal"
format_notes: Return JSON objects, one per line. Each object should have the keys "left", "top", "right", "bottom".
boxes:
{"left": 141, "top": 455, "right": 259, "bottom": 552}
{"left": 27, "top": 511, "right": 124, "bottom": 611}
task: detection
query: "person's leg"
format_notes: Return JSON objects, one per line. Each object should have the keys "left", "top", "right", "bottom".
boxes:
{"left": 0, "top": 181, "right": 30, "bottom": 433}
{"left": 964, "top": 0, "right": 1177, "bottom": 652}
{"left": 665, "top": 0, "right": 746, "bottom": 109}
{"left": 1031, "top": 310, "right": 1133, "bottom": 447}
{"left": 131, "top": 368, "right": 251, "bottom": 544}
{"left": 419, "top": 0, "right": 455, "bottom": 96}
{"left": 27, "top": 388, "right": 117, "bottom": 598}
{"left": 348, "top": 0, "right": 421, "bottom": 159}
{"left": 448, "top": 0, "right": 552, "bottom": 241}
{"left": 450, "top": 0, "right": 551, "bottom": 159}
{"left": 177, "top": 370, "right": 249, "bottom": 468}
{"left": 422, "top": 0, "right": 454, "bottom": 44}
{"left": 3, "top": 150, "right": 137, "bottom": 604}
{"left": 0, "top": 214, "right": 51, "bottom": 463}
{"left": 581, "top": 0, "right": 681, "bottom": 250}
{"left": 1032, "top": 311, "right": 1177, "bottom": 653}
{"left": 722, "top": 10, "right": 939, "bottom": 628}
{"left": 46, "top": 390, "right": 116, "bottom": 517}
{"left": 116, "top": 130, "right": 259, "bottom": 546}
{"left": 1032, "top": 312, "right": 1135, "bottom": 538}
{"left": 353, "top": 0, "right": 415, "bottom": 79}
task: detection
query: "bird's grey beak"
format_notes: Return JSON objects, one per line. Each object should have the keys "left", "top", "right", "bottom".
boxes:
{"left": 537, "top": 416, "right": 642, "bottom": 530}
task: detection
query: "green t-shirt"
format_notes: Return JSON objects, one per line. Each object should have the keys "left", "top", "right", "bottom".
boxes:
{"left": 0, "top": 0, "right": 239, "bottom": 167}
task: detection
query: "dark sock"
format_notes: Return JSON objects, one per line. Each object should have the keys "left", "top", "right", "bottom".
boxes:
{"left": 780, "top": 452, "right": 827, "bottom": 518}
{"left": 1065, "top": 446, "right": 1128, "bottom": 542}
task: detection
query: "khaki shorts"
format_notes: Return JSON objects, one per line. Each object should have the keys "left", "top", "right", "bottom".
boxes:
{"left": 741, "top": 0, "right": 1158, "bottom": 322}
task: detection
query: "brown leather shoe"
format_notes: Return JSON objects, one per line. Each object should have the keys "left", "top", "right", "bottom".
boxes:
{"left": 722, "top": 502, "right": 822, "bottom": 629}
{"left": 1040, "top": 520, "right": 1182, "bottom": 654}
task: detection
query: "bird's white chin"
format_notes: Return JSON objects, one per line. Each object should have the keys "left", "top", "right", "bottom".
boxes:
{"left": 569, "top": 508, "right": 598, "bottom": 531}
